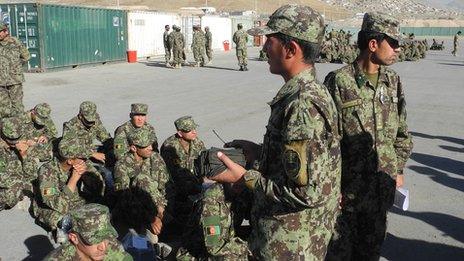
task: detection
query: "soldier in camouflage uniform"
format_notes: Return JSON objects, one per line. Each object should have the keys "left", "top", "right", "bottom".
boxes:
{"left": 233, "top": 23, "right": 249, "bottom": 71}
{"left": 192, "top": 25, "right": 207, "bottom": 67}
{"left": 114, "top": 128, "right": 169, "bottom": 235}
{"left": 452, "top": 31, "right": 461, "bottom": 56}
{"left": 21, "top": 103, "right": 58, "bottom": 162}
{"left": 0, "top": 22, "right": 30, "bottom": 118}
{"left": 113, "top": 103, "right": 158, "bottom": 160}
{"left": 169, "top": 25, "right": 185, "bottom": 69}
{"left": 62, "top": 101, "right": 112, "bottom": 165}
{"left": 160, "top": 116, "right": 205, "bottom": 239}
{"left": 44, "top": 203, "right": 132, "bottom": 261}
{"left": 205, "top": 26, "right": 213, "bottom": 62}
{"left": 212, "top": 5, "right": 342, "bottom": 260}
{"left": 34, "top": 136, "right": 105, "bottom": 230}
{"left": 324, "top": 12, "right": 413, "bottom": 260}
{"left": 0, "top": 117, "right": 38, "bottom": 210}
{"left": 164, "top": 25, "right": 172, "bottom": 67}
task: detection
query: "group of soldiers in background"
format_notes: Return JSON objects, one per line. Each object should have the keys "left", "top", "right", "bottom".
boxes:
{"left": 319, "top": 28, "right": 358, "bottom": 64}
{"left": 163, "top": 24, "right": 213, "bottom": 69}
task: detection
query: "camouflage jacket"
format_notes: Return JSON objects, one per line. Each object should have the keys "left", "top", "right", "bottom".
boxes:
{"left": 36, "top": 158, "right": 105, "bottom": 226}
{"left": 192, "top": 30, "right": 206, "bottom": 49}
{"left": 43, "top": 238, "right": 132, "bottom": 261}
{"left": 160, "top": 134, "right": 205, "bottom": 197}
{"left": 62, "top": 116, "right": 111, "bottom": 157}
{"left": 205, "top": 31, "right": 212, "bottom": 48}
{"left": 164, "top": 31, "right": 171, "bottom": 48}
{"left": 244, "top": 68, "right": 342, "bottom": 260}
{"left": 0, "top": 140, "right": 38, "bottom": 186}
{"left": 232, "top": 29, "right": 248, "bottom": 50}
{"left": 114, "top": 152, "right": 169, "bottom": 207}
{"left": 21, "top": 111, "right": 58, "bottom": 141}
{"left": 324, "top": 62, "right": 413, "bottom": 181}
{"left": 113, "top": 121, "right": 158, "bottom": 159}
{"left": 169, "top": 31, "right": 185, "bottom": 49}
{"left": 0, "top": 35, "right": 30, "bottom": 86}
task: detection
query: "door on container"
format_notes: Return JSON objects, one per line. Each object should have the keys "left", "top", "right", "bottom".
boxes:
{"left": 181, "top": 16, "right": 200, "bottom": 53}
{"left": 0, "top": 4, "right": 41, "bottom": 71}
{"left": 108, "top": 9, "right": 127, "bottom": 62}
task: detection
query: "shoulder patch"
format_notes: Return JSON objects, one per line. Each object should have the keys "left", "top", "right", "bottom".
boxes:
{"left": 43, "top": 187, "right": 58, "bottom": 196}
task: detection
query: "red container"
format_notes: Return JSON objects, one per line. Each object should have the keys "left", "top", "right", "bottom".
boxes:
{"left": 223, "top": 40, "right": 230, "bottom": 51}
{"left": 127, "top": 50, "right": 137, "bottom": 63}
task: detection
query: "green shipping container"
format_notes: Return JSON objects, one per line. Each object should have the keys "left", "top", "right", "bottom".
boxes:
{"left": 0, "top": 3, "right": 127, "bottom": 71}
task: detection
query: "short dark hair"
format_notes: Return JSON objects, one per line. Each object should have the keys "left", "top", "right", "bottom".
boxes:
{"left": 357, "top": 30, "right": 386, "bottom": 51}
{"left": 272, "top": 33, "right": 320, "bottom": 64}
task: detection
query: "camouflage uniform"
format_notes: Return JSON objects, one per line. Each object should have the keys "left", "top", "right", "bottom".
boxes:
{"left": 34, "top": 137, "right": 105, "bottom": 229}
{"left": 113, "top": 103, "right": 158, "bottom": 160}
{"left": 245, "top": 6, "right": 342, "bottom": 260}
{"left": 114, "top": 128, "right": 169, "bottom": 209}
{"left": 233, "top": 25, "right": 249, "bottom": 70}
{"left": 164, "top": 27, "right": 172, "bottom": 65}
{"left": 324, "top": 12, "right": 413, "bottom": 260}
{"left": 160, "top": 116, "right": 205, "bottom": 238}
{"left": 21, "top": 103, "right": 58, "bottom": 161}
{"left": 62, "top": 101, "right": 112, "bottom": 158}
{"left": 0, "top": 22, "right": 30, "bottom": 118}
{"left": 452, "top": 32, "right": 460, "bottom": 56}
{"left": 44, "top": 203, "right": 132, "bottom": 261}
{"left": 169, "top": 26, "right": 185, "bottom": 68}
{"left": 205, "top": 27, "right": 213, "bottom": 62}
{"left": 0, "top": 117, "right": 38, "bottom": 209}
{"left": 192, "top": 26, "right": 207, "bottom": 67}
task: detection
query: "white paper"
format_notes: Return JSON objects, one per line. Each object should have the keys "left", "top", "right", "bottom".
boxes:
{"left": 394, "top": 187, "right": 409, "bottom": 211}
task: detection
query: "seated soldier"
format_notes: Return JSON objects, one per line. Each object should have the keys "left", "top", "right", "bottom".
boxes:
{"left": 21, "top": 103, "right": 58, "bottom": 161}
{"left": 43, "top": 203, "right": 132, "bottom": 261}
{"left": 0, "top": 117, "right": 38, "bottom": 210}
{"left": 113, "top": 128, "right": 170, "bottom": 236}
{"left": 113, "top": 103, "right": 158, "bottom": 160}
{"left": 62, "top": 101, "right": 112, "bottom": 165}
{"left": 34, "top": 135, "right": 105, "bottom": 232}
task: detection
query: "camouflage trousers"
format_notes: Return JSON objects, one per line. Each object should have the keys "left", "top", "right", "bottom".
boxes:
{"left": 236, "top": 48, "right": 247, "bottom": 66}
{"left": 452, "top": 44, "right": 458, "bottom": 56}
{"left": 0, "top": 83, "right": 25, "bottom": 118}
{"left": 172, "top": 48, "right": 184, "bottom": 66}
{"left": 192, "top": 46, "right": 207, "bottom": 65}
{"left": 0, "top": 178, "right": 32, "bottom": 209}
{"left": 165, "top": 47, "right": 171, "bottom": 63}
{"left": 206, "top": 46, "right": 212, "bottom": 61}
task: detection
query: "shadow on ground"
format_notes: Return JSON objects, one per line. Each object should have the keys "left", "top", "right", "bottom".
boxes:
{"left": 22, "top": 235, "right": 55, "bottom": 260}
{"left": 409, "top": 165, "right": 464, "bottom": 193}
{"left": 410, "top": 152, "right": 463, "bottom": 176}
{"left": 411, "top": 131, "right": 464, "bottom": 146}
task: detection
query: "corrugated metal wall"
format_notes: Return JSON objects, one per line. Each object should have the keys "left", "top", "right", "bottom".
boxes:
{"left": 127, "top": 11, "right": 181, "bottom": 58}
{"left": 201, "top": 16, "right": 232, "bottom": 51}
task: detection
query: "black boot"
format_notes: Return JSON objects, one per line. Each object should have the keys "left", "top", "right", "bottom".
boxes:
{"left": 243, "top": 66, "right": 249, "bottom": 71}
{"left": 239, "top": 66, "right": 244, "bottom": 71}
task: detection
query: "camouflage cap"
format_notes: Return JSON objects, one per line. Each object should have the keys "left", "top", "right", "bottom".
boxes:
{"left": 1, "top": 117, "right": 23, "bottom": 141}
{"left": 128, "top": 128, "right": 154, "bottom": 148}
{"left": 361, "top": 12, "right": 406, "bottom": 43}
{"left": 247, "top": 4, "right": 325, "bottom": 44}
{"left": 70, "top": 203, "right": 117, "bottom": 245}
{"left": 0, "top": 22, "right": 7, "bottom": 31}
{"left": 33, "top": 103, "right": 52, "bottom": 126}
{"left": 79, "top": 101, "right": 98, "bottom": 122}
{"left": 130, "top": 103, "right": 148, "bottom": 115}
{"left": 58, "top": 136, "right": 88, "bottom": 159}
{"left": 175, "top": 116, "right": 198, "bottom": 132}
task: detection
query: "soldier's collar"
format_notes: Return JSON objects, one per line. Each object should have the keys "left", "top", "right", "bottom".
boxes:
{"left": 353, "top": 62, "right": 389, "bottom": 88}
{"left": 268, "top": 67, "right": 316, "bottom": 106}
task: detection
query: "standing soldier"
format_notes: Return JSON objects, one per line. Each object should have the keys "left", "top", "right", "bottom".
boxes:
{"left": 163, "top": 25, "right": 172, "bottom": 67}
{"left": 452, "top": 31, "right": 461, "bottom": 56}
{"left": 211, "top": 5, "right": 341, "bottom": 260}
{"left": 113, "top": 103, "right": 158, "bottom": 160}
{"left": 324, "top": 12, "right": 413, "bottom": 260}
{"left": 169, "top": 25, "right": 185, "bottom": 69}
{"left": 191, "top": 25, "right": 207, "bottom": 67}
{"left": 205, "top": 26, "right": 213, "bottom": 63}
{"left": 233, "top": 23, "right": 249, "bottom": 71}
{"left": 0, "top": 22, "right": 30, "bottom": 118}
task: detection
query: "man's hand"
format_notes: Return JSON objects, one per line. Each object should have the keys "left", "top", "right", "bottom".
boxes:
{"left": 396, "top": 174, "right": 404, "bottom": 188}
{"left": 15, "top": 141, "right": 29, "bottom": 159}
{"left": 67, "top": 160, "right": 87, "bottom": 192}
{"left": 151, "top": 217, "right": 163, "bottom": 235}
{"left": 224, "top": 139, "right": 261, "bottom": 166}
{"left": 210, "top": 152, "right": 246, "bottom": 183}
{"left": 92, "top": 152, "right": 106, "bottom": 163}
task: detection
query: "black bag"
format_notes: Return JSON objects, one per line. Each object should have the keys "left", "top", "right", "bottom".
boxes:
{"left": 194, "top": 147, "right": 246, "bottom": 178}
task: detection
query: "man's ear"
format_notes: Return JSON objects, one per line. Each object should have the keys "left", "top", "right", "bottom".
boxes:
{"left": 285, "top": 40, "right": 299, "bottom": 58}
{"left": 129, "top": 145, "right": 137, "bottom": 153}
{"left": 368, "top": 39, "right": 379, "bottom": 52}
{"left": 68, "top": 232, "right": 79, "bottom": 245}
{"left": 176, "top": 130, "right": 184, "bottom": 138}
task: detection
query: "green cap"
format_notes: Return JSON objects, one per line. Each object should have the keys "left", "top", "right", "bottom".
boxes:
{"left": 175, "top": 116, "right": 198, "bottom": 132}
{"left": 70, "top": 203, "right": 117, "bottom": 245}
{"left": 58, "top": 136, "right": 88, "bottom": 159}
{"left": 361, "top": 12, "right": 406, "bottom": 43}
{"left": 128, "top": 128, "right": 154, "bottom": 148}
{"left": 0, "top": 22, "right": 7, "bottom": 31}
{"left": 131, "top": 103, "right": 148, "bottom": 115}
{"left": 33, "top": 103, "right": 51, "bottom": 126}
{"left": 79, "top": 101, "right": 98, "bottom": 122}
{"left": 247, "top": 4, "right": 325, "bottom": 44}
{"left": 1, "top": 117, "right": 23, "bottom": 141}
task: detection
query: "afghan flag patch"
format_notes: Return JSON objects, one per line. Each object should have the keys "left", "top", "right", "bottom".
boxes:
{"left": 43, "top": 187, "right": 57, "bottom": 196}
{"left": 205, "top": 225, "right": 221, "bottom": 236}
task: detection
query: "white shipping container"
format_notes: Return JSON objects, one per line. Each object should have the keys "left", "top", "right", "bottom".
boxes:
{"left": 128, "top": 11, "right": 181, "bottom": 58}
{"left": 201, "top": 16, "right": 232, "bottom": 51}
{"left": 181, "top": 16, "right": 202, "bottom": 52}
{"left": 231, "top": 16, "right": 254, "bottom": 48}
